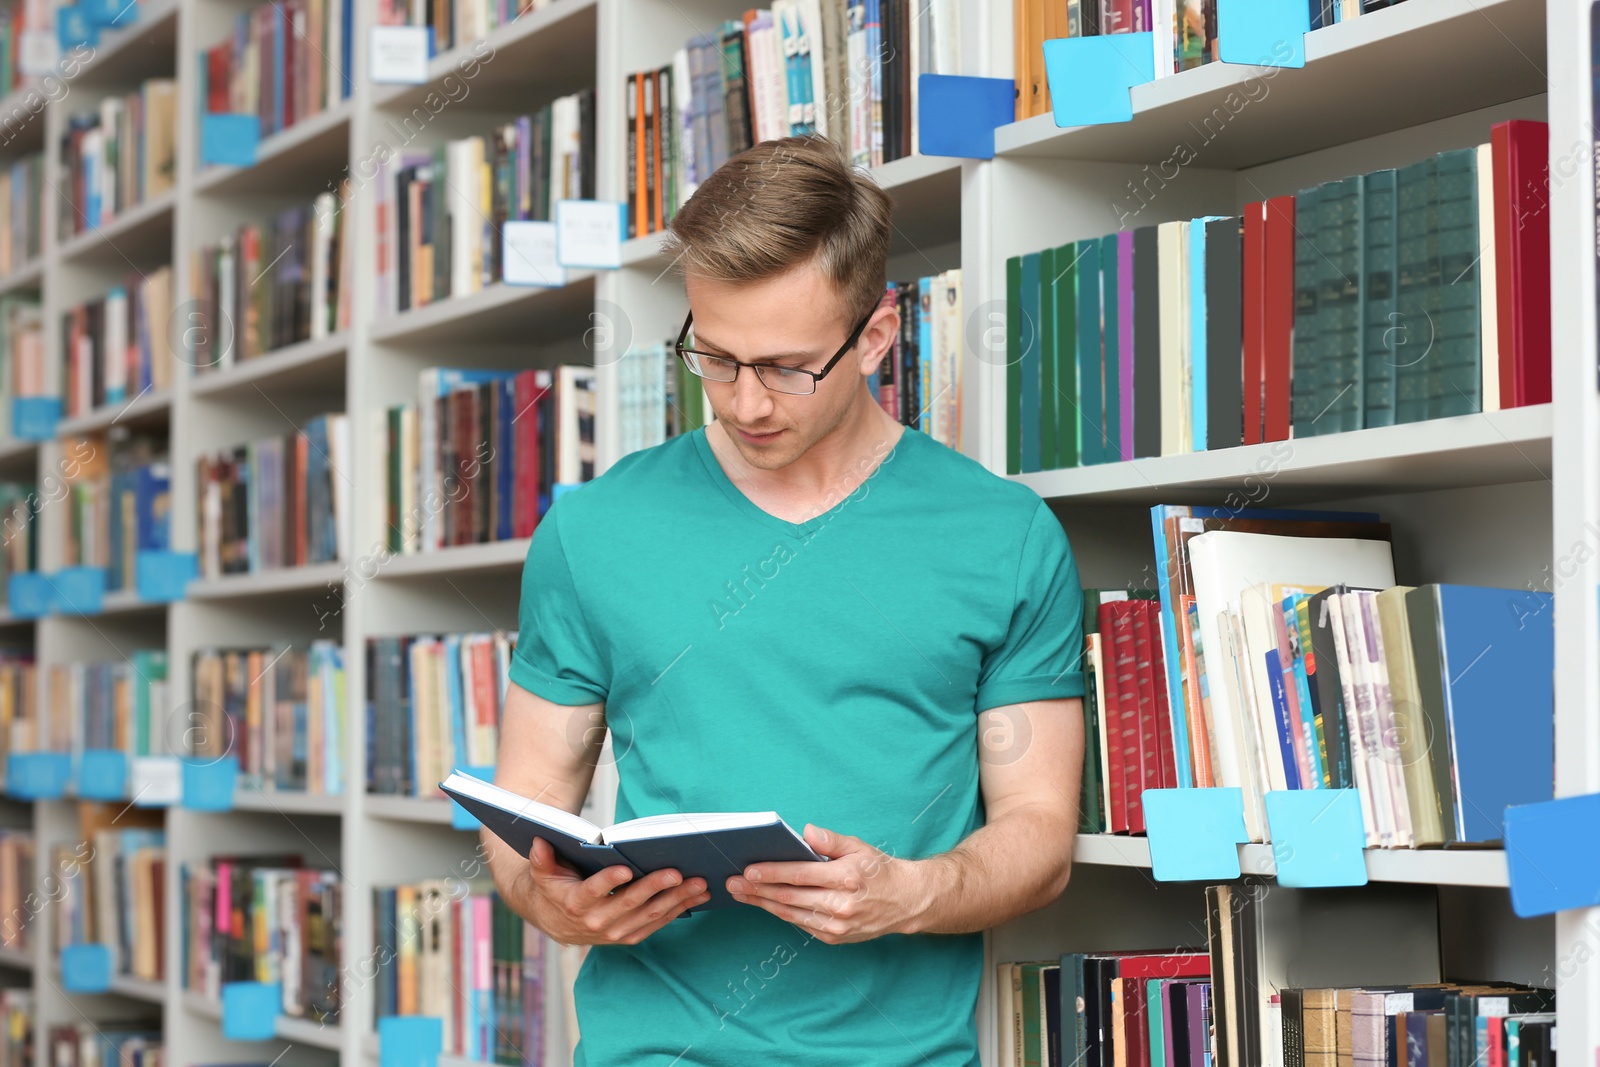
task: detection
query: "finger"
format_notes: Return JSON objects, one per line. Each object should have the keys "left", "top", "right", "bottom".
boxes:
{"left": 608, "top": 869, "right": 703, "bottom": 913}
{"left": 731, "top": 891, "right": 847, "bottom": 938}
{"left": 528, "top": 837, "right": 581, "bottom": 881}
{"left": 738, "top": 860, "right": 855, "bottom": 889}
{"left": 576, "top": 864, "right": 640, "bottom": 904}
{"left": 729, "top": 878, "right": 853, "bottom": 913}
{"left": 609, "top": 884, "right": 713, "bottom": 943}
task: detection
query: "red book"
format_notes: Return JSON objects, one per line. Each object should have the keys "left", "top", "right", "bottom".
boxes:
{"left": 1109, "top": 602, "right": 1145, "bottom": 833}
{"left": 1492, "top": 119, "right": 1551, "bottom": 408}
{"left": 1143, "top": 601, "right": 1178, "bottom": 789}
{"left": 1263, "top": 196, "right": 1296, "bottom": 441}
{"left": 1241, "top": 201, "right": 1266, "bottom": 445}
{"left": 1129, "top": 597, "right": 1163, "bottom": 801}
{"left": 1114, "top": 951, "right": 1211, "bottom": 980}
{"left": 1098, "top": 602, "right": 1129, "bottom": 834}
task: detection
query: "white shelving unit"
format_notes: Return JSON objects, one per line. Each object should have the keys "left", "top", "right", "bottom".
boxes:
{"left": 0, "top": 0, "right": 1585, "bottom": 1064}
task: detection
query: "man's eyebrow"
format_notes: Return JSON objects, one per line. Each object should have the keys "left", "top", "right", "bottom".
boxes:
{"left": 693, "top": 333, "right": 817, "bottom": 363}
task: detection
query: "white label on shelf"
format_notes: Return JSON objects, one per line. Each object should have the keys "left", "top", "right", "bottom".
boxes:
{"left": 502, "top": 221, "right": 567, "bottom": 288}
{"left": 555, "top": 200, "right": 625, "bottom": 270}
{"left": 130, "top": 756, "right": 181, "bottom": 806}
{"left": 369, "top": 26, "right": 431, "bottom": 85}
{"left": 18, "top": 31, "right": 57, "bottom": 77}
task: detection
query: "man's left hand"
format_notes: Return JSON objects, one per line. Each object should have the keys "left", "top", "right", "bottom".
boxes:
{"left": 725, "top": 824, "right": 930, "bottom": 944}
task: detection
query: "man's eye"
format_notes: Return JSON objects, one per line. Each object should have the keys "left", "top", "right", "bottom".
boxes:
{"left": 770, "top": 366, "right": 808, "bottom": 379}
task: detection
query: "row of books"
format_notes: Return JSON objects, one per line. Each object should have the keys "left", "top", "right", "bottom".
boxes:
{"left": 46, "top": 1025, "right": 162, "bottom": 1067}
{"left": 60, "top": 267, "right": 175, "bottom": 419}
{"left": 1012, "top": 0, "right": 1410, "bottom": 122}
{"left": 0, "top": 831, "right": 31, "bottom": 952}
{"left": 0, "top": 153, "right": 42, "bottom": 275}
{"left": 180, "top": 855, "right": 341, "bottom": 1022}
{"left": 372, "top": 881, "right": 549, "bottom": 1064}
{"left": 1143, "top": 504, "right": 1552, "bottom": 848}
{"left": 59, "top": 81, "right": 177, "bottom": 240}
{"left": 0, "top": 655, "right": 37, "bottom": 786}
{"left": 374, "top": 0, "right": 546, "bottom": 55}
{"left": 190, "top": 189, "right": 353, "bottom": 371}
{"left": 0, "top": 296, "right": 44, "bottom": 437}
{"left": 0, "top": 2, "right": 51, "bottom": 99}
{"left": 382, "top": 367, "right": 594, "bottom": 555}
{"left": 61, "top": 433, "right": 171, "bottom": 593}
{"left": 374, "top": 92, "right": 595, "bottom": 316}
{"left": 366, "top": 631, "right": 513, "bottom": 797}
{"left": 0, "top": 992, "right": 27, "bottom": 1067}
{"left": 868, "top": 273, "right": 965, "bottom": 447}
{"left": 192, "top": 643, "right": 346, "bottom": 796}
{"left": 43, "top": 651, "right": 170, "bottom": 762}
{"left": 195, "top": 412, "right": 351, "bottom": 578}
{"left": 625, "top": 0, "right": 959, "bottom": 237}
{"left": 1004, "top": 121, "right": 1550, "bottom": 473}
{"left": 55, "top": 809, "right": 166, "bottom": 982}
{"left": 199, "top": 0, "right": 354, "bottom": 146}
{"left": 616, "top": 344, "right": 709, "bottom": 459}
{"left": 0, "top": 483, "right": 36, "bottom": 589}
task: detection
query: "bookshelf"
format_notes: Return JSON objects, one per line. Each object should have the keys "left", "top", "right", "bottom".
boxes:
{"left": 0, "top": 0, "right": 1581, "bottom": 1066}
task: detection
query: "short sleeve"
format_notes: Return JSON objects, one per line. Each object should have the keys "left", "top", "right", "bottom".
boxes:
{"left": 508, "top": 504, "right": 610, "bottom": 705}
{"left": 974, "top": 500, "right": 1086, "bottom": 712}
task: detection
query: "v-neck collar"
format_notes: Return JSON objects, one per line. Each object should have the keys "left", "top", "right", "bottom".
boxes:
{"left": 691, "top": 422, "right": 914, "bottom": 541}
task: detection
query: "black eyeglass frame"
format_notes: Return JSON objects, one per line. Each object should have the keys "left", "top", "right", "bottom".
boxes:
{"left": 673, "top": 303, "right": 878, "bottom": 395}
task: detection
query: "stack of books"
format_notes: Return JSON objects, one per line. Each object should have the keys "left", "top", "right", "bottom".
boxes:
{"left": 60, "top": 434, "right": 171, "bottom": 594}
{"left": 58, "top": 81, "right": 178, "bottom": 239}
{"left": 44, "top": 1025, "right": 161, "bottom": 1067}
{"left": 0, "top": 153, "right": 43, "bottom": 275}
{"left": 0, "top": 831, "right": 31, "bottom": 953}
{"left": 0, "top": 991, "right": 29, "bottom": 1067}
{"left": 0, "top": 295, "right": 45, "bottom": 436}
{"left": 54, "top": 806, "right": 166, "bottom": 982}
{"left": 374, "top": 0, "right": 548, "bottom": 53}
{"left": 869, "top": 273, "right": 965, "bottom": 447}
{"left": 59, "top": 268, "right": 175, "bottom": 419}
{"left": 615, "top": 344, "right": 709, "bottom": 459}
{"left": 45, "top": 651, "right": 169, "bottom": 767}
{"left": 0, "top": 483, "right": 36, "bottom": 590}
{"left": 0, "top": 654, "right": 37, "bottom": 785}
{"left": 198, "top": 0, "right": 354, "bottom": 143}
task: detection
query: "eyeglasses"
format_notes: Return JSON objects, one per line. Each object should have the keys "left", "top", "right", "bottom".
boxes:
{"left": 673, "top": 304, "right": 877, "bottom": 396}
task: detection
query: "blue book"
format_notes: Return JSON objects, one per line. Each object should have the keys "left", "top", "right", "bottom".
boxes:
{"left": 445, "top": 633, "right": 467, "bottom": 770}
{"left": 1263, "top": 648, "right": 1302, "bottom": 790}
{"left": 1188, "top": 217, "right": 1227, "bottom": 451}
{"left": 441, "top": 771, "right": 825, "bottom": 912}
{"left": 918, "top": 277, "right": 933, "bottom": 431}
{"left": 1020, "top": 252, "right": 1042, "bottom": 472}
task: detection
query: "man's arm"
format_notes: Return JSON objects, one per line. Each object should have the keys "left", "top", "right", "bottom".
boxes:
{"left": 726, "top": 695, "right": 1083, "bottom": 941}
{"left": 484, "top": 682, "right": 710, "bottom": 944}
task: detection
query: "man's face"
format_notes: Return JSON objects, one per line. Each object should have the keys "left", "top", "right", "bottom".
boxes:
{"left": 683, "top": 260, "right": 889, "bottom": 472}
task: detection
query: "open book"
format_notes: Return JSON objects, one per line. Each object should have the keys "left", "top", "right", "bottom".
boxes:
{"left": 440, "top": 771, "right": 825, "bottom": 913}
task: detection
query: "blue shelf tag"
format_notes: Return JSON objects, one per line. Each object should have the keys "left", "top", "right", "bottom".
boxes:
{"left": 181, "top": 756, "right": 239, "bottom": 812}
{"left": 449, "top": 764, "right": 496, "bottom": 831}
{"left": 555, "top": 200, "right": 625, "bottom": 269}
{"left": 7, "top": 752, "right": 70, "bottom": 800}
{"left": 12, "top": 397, "right": 60, "bottom": 440}
{"left": 1143, "top": 787, "right": 1248, "bottom": 882}
{"left": 134, "top": 550, "right": 197, "bottom": 602}
{"left": 1262, "top": 789, "right": 1368, "bottom": 887}
{"left": 78, "top": 749, "right": 128, "bottom": 801}
{"left": 1217, "top": 0, "right": 1308, "bottom": 68}
{"left": 60, "top": 943, "right": 111, "bottom": 993}
{"left": 917, "top": 74, "right": 1015, "bottom": 160}
{"left": 1042, "top": 32, "right": 1155, "bottom": 127}
{"left": 82, "top": 0, "right": 135, "bottom": 28}
{"left": 378, "top": 1015, "right": 443, "bottom": 1067}
{"left": 201, "top": 114, "right": 260, "bottom": 167}
{"left": 55, "top": 5, "right": 97, "bottom": 50}
{"left": 7, "top": 572, "right": 53, "bottom": 618}
{"left": 370, "top": 25, "right": 433, "bottom": 84}
{"left": 1505, "top": 793, "right": 1600, "bottom": 917}
{"left": 54, "top": 566, "right": 106, "bottom": 615}
{"left": 221, "top": 981, "right": 281, "bottom": 1041}
{"left": 130, "top": 755, "right": 181, "bottom": 807}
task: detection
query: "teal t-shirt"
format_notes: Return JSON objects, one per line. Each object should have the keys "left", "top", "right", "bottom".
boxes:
{"left": 510, "top": 424, "right": 1085, "bottom": 1066}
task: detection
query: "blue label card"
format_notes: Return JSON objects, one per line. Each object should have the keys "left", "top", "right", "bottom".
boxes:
{"left": 55, "top": 6, "right": 97, "bottom": 50}
{"left": 449, "top": 764, "right": 496, "bottom": 831}
{"left": 7, "top": 752, "right": 70, "bottom": 800}
{"left": 7, "top": 572, "right": 53, "bottom": 618}
{"left": 502, "top": 221, "right": 567, "bottom": 288}
{"left": 53, "top": 566, "right": 106, "bottom": 615}
{"left": 370, "top": 25, "right": 432, "bottom": 83}
{"left": 917, "top": 74, "right": 1015, "bottom": 160}
{"left": 555, "top": 200, "right": 625, "bottom": 269}
{"left": 60, "top": 943, "right": 112, "bottom": 992}
{"left": 378, "top": 1015, "right": 443, "bottom": 1067}
{"left": 12, "top": 396, "right": 60, "bottom": 440}
{"left": 181, "top": 756, "right": 239, "bottom": 812}
{"left": 1217, "top": 0, "right": 1308, "bottom": 68}
{"left": 1262, "top": 789, "right": 1368, "bottom": 888}
{"left": 130, "top": 755, "right": 181, "bottom": 806}
{"left": 1505, "top": 793, "right": 1600, "bottom": 918}
{"left": 78, "top": 749, "right": 128, "bottom": 801}
{"left": 1143, "top": 787, "right": 1249, "bottom": 882}
{"left": 1041, "top": 33, "right": 1156, "bottom": 127}
{"left": 221, "top": 981, "right": 281, "bottom": 1041}
{"left": 201, "top": 114, "right": 260, "bottom": 167}
{"left": 134, "top": 550, "right": 198, "bottom": 602}
{"left": 82, "top": 0, "right": 135, "bottom": 28}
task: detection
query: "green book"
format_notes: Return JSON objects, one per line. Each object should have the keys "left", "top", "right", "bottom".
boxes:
{"left": 1020, "top": 252, "right": 1042, "bottom": 473}
{"left": 1005, "top": 255, "right": 1021, "bottom": 475}
{"left": 1147, "top": 977, "right": 1166, "bottom": 1067}
{"left": 1040, "top": 245, "right": 1057, "bottom": 469}
{"left": 1021, "top": 961, "right": 1047, "bottom": 1067}
{"left": 1051, "top": 242, "right": 1079, "bottom": 468}
{"left": 1319, "top": 176, "right": 1364, "bottom": 434}
{"left": 1100, "top": 234, "right": 1121, "bottom": 461}
{"left": 1290, "top": 185, "right": 1321, "bottom": 436}
{"left": 1432, "top": 147, "right": 1481, "bottom": 419}
{"left": 1362, "top": 169, "right": 1399, "bottom": 428}
{"left": 1079, "top": 639, "right": 1104, "bottom": 833}
{"left": 1074, "top": 239, "right": 1103, "bottom": 464}
{"left": 1394, "top": 156, "right": 1437, "bottom": 425}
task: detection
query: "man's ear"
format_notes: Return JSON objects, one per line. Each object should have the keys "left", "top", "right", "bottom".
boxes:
{"left": 855, "top": 302, "right": 899, "bottom": 376}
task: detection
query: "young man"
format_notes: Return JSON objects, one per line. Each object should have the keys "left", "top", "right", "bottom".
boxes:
{"left": 487, "top": 134, "right": 1085, "bottom": 1065}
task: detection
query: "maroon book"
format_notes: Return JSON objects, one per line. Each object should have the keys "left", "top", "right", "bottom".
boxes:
{"left": 1263, "top": 196, "right": 1296, "bottom": 441}
{"left": 1492, "top": 119, "right": 1551, "bottom": 408}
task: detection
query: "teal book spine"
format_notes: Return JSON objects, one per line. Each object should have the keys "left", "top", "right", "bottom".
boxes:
{"left": 1075, "top": 239, "right": 1104, "bottom": 465}
{"left": 919, "top": 275, "right": 934, "bottom": 432}
{"left": 1290, "top": 186, "right": 1321, "bottom": 436}
{"left": 1322, "top": 176, "right": 1364, "bottom": 434}
{"left": 1006, "top": 256, "right": 1021, "bottom": 474}
{"left": 1362, "top": 169, "right": 1399, "bottom": 428}
{"left": 1040, "top": 245, "right": 1058, "bottom": 469}
{"left": 1100, "top": 234, "right": 1121, "bottom": 463}
{"left": 1147, "top": 977, "right": 1166, "bottom": 1067}
{"left": 1052, "top": 243, "right": 1080, "bottom": 468}
{"left": 1020, "top": 253, "right": 1042, "bottom": 472}
{"left": 1432, "top": 147, "right": 1481, "bottom": 419}
{"left": 1394, "top": 157, "right": 1436, "bottom": 424}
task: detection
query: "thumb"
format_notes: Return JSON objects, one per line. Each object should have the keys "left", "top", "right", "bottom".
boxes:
{"left": 805, "top": 823, "right": 852, "bottom": 858}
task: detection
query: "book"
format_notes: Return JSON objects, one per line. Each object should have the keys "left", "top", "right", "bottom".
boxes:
{"left": 440, "top": 771, "right": 825, "bottom": 911}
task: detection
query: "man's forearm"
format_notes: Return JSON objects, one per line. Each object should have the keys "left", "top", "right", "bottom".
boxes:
{"left": 903, "top": 803, "right": 1075, "bottom": 935}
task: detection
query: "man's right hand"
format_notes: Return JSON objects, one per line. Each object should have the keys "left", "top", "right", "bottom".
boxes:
{"left": 516, "top": 835, "right": 711, "bottom": 946}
